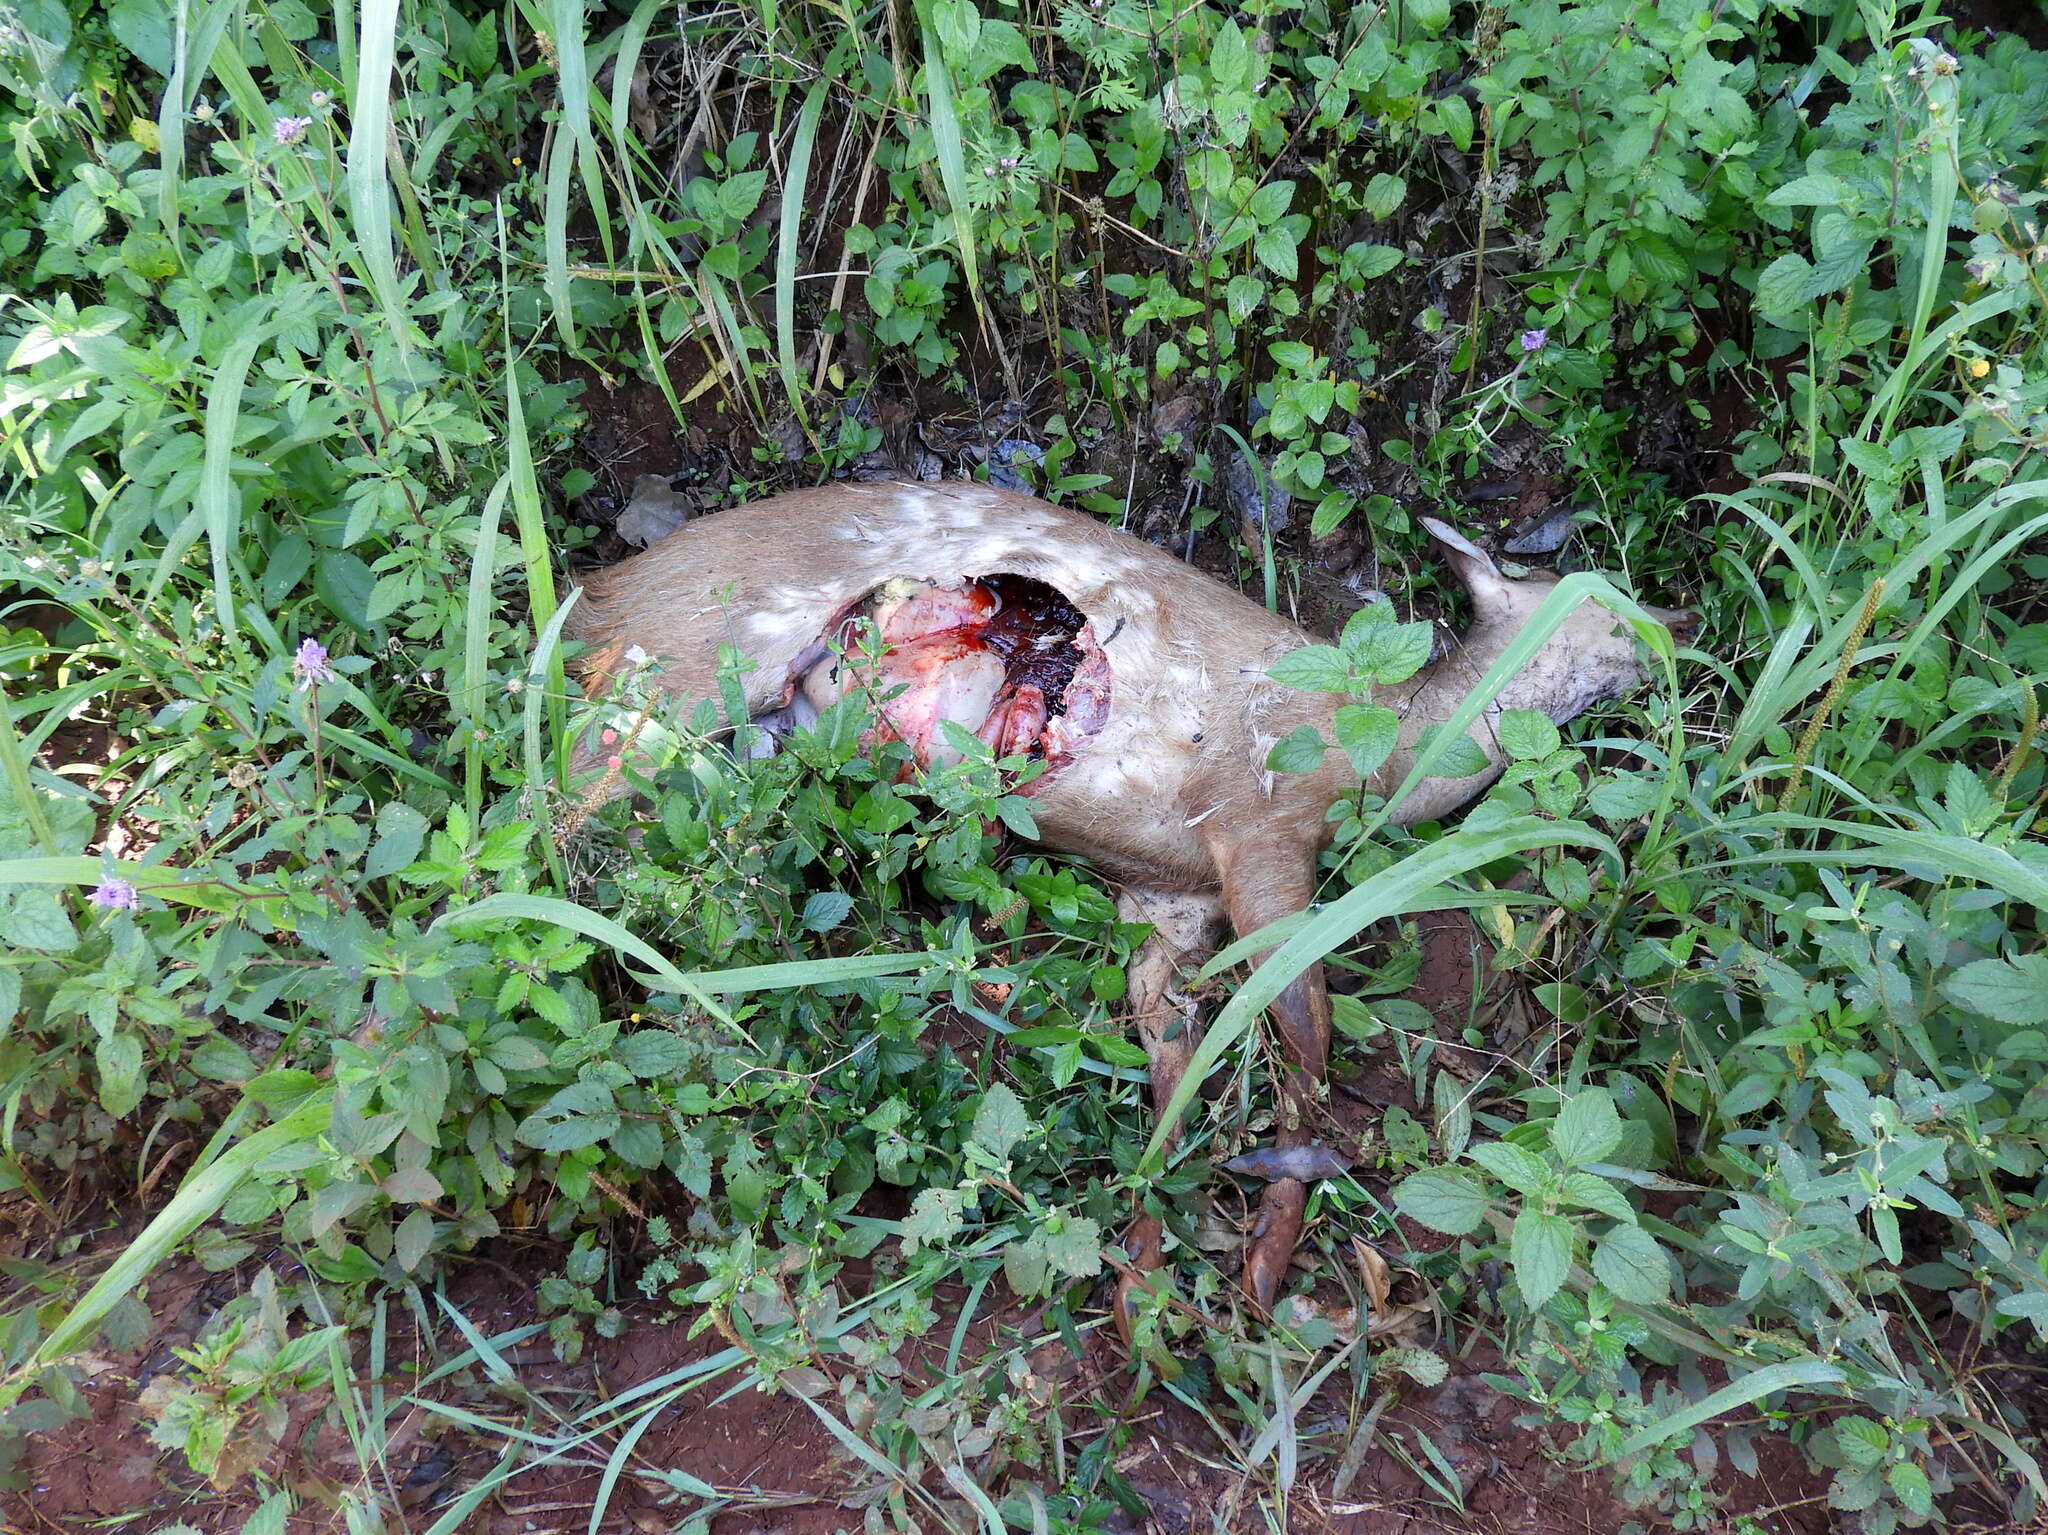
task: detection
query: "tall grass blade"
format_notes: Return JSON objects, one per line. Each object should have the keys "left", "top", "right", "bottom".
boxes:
{"left": 157, "top": 0, "right": 238, "bottom": 248}
{"left": 462, "top": 474, "right": 512, "bottom": 825}
{"left": 431, "top": 891, "right": 947, "bottom": 1009}
{"left": 0, "top": 856, "right": 248, "bottom": 912}
{"left": 28, "top": 1098, "right": 333, "bottom": 1374}
{"left": 520, "top": 595, "right": 574, "bottom": 890}
{"left": 538, "top": 0, "right": 585, "bottom": 350}
{"left": 777, "top": 82, "right": 828, "bottom": 421}
{"left": 196, "top": 327, "right": 263, "bottom": 648}
{"left": 345, "top": 0, "right": 410, "bottom": 353}
{"left": 916, "top": 1, "right": 986, "bottom": 333}
{"left": 1871, "top": 39, "right": 1959, "bottom": 445}
{"left": 498, "top": 203, "right": 566, "bottom": 778}
{"left": 1715, "top": 819, "right": 2048, "bottom": 909}
{"left": 417, "top": 1443, "right": 524, "bottom": 1535}
{"left": 1211, "top": 423, "right": 1277, "bottom": 611}
{"left": 1613, "top": 1359, "right": 1846, "bottom": 1461}
{"left": 0, "top": 696, "right": 58, "bottom": 856}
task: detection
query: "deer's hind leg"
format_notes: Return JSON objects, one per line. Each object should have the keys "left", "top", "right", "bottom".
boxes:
{"left": 1209, "top": 830, "right": 1334, "bottom": 1315}
{"left": 1112, "top": 884, "right": 1224, "bottom": 1350}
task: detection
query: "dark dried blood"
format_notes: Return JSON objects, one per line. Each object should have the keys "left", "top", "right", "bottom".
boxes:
{"left": 977, "top": 574, "right": 1089, "bottom": 713}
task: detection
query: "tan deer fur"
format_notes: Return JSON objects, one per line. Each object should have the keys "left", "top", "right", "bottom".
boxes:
{"left": 564, "top": 479, "right": 1693, "bottom": 1322}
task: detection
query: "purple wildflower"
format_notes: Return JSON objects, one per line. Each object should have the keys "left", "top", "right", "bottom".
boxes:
{"left": 273, "top": 115, "right": 314, "bottom": 146}
{"left": 1519, "top": 328, "right": 1549, "bottom": 353}
{"left": 91, "top": 877, "right": 140, "bottom": 911}
{"left": 293, "top": 637, "right": 336, "bottom": 690}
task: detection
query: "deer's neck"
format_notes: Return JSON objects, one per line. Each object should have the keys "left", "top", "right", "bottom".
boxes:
{"left": 1355, "top": 631, "right": 1529, "bottom": 827}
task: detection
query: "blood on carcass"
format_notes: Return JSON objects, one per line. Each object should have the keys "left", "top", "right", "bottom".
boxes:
{"left": 808, "top": 574, "right": 1109, "bottom": 779}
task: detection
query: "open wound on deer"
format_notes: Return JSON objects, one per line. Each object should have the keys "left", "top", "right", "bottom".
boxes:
{"left": 780, "top": 574, "right": 1112, "bottom": 780}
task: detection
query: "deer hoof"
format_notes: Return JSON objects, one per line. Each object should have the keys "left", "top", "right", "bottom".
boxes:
{"left": 1243, "top": 1178, "right": 1308, "bottom": 1314}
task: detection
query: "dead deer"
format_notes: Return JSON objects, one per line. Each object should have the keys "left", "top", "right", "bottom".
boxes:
{"left": 564, "top": 480, "right": 1694, "bottom": 1330}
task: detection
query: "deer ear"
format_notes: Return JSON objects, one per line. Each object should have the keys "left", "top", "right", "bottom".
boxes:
{"left": 1419, "top": 517, "right": 1515, "bottom": 621}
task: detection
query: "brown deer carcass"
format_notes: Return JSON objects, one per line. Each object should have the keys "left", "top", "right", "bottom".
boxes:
{"left": 565, "top": 480, "right": 1693, "bottom": 1326}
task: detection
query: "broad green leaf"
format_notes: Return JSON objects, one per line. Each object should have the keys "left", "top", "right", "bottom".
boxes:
{"left": 1210, "top": 19, "right": 1250, "bottom": 89}
{"left": 1384, "top": 1347, "right": 1449, "bottom": 1385}
{"left": 1254, "top": 226, "right": 1298, "bottom": 279}
{"left": 1766, "top": 172, "right": 1854, "bottom": 206}
{"left": 1468, "top": 1141, "right": 1551, "bottom": 1197}
{"left": 1588, "top": 773, "right": 1661, "bottom": 820}
{"left": 1591, "top": 1223, "right": 1670, "bottom": 1303}
{"left": 1269, "top": 644, "right": 1352, "bottom": 692}
{"left": 1412, "top": 724, "right": 1492, "bottom": 779}
{"left": 1835, "top": 1417, "right": 1890, "bottom": 1467}
{"left": 1041, "top": 1218, "right": 1104, "bottom": 1277}
{"left": 1363, "top": 173, "right": 1406, "bottom": 219}
{"left": 96, "top": 1033, "right": 145, "bottom": 1117}
{"left": 485, "top": 1035, "right": 551, "bottom": 1073}
{"left": 1247, "top": 179, "right": 1295, "bottom": 224}
{"left": 1888, "top": 1462, "right": 1934, "bottom": 1518}
{"left": 1754, "top": 253, "right": 1814, "bottom": 316}
{"left": 1496, "top": 709, "right": 1560, "bottom": 762}
{"left": 365, "top": 801, "right": 429, "bottom": 880}
{"left": 1559, "top": 1171, "right": 1637, "bottom": 1223}
{"left": 311, "top": 1181, "right": 377, "bottom": 1237}
{"left": 1511, "top": 1209, "right": 1574, "bottom": 1309}
{"left": 1348, "top": 242, "right": 1405, "bottom": 280}
{"left": 109, "top": 0, "right": 176, "bottom": 72}
{"left": 1343, "top": 617, "right": 1432, "bottom": 683}
{"left": 1266, "top": 725, "right": 1328, "bottom": 774}
{"left": 1941, "top": 956, "right": 2048, "bottom": 1025}
{"left": 1996, "top": 1292, "right": 2048, "bottom": 1326}
{"left": 1333, "top": 704, "right": 1400, "bottom": 779}
{"left": 189, "top": 1036, "right": 257, "bottom": 1084}
{"left": 617, "top": 1030, "right": 692, "bottom": 1079}
{"left": 394, "top": 1208, "right": 436, "bottom": 1272}
{"left": 1393, "top": 1168, "right": 1490, "bottom": 1235}
{"left": 1434, "top": 92, "right": 1472, "bottom": 148}
{"left": 608, "top": 1118, "right": 666, "bottom": 1169}
{"left": 971, "top": 1083, "right": 1030, "bottom": 1161}
{"left": 800, "top": 891, "right": 855, "bottom": 932}
{"left": 1551, "top": 1088, "right": 1624, "bottom": 1167}
{"left": 901, "top": 1186, "right": 965, "bottom": 1253}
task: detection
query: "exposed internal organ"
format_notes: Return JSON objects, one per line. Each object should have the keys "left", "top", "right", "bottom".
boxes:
{"left": 794, "top": 574, "right": 1111, "bottom": 786}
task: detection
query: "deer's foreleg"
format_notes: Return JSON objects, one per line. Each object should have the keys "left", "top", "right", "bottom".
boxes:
{"left": 1212, "top": 832, "right": 1334, "bottom": 1314}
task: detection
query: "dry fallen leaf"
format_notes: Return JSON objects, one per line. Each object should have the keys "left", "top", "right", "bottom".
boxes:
{"left": 1351, "top": 1236, "right": 1391, "bottom": 1313}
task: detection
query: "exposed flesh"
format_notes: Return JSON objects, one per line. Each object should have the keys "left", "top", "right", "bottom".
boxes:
{"left": 791, "top": 574, "right": 1109, "bottom": 780}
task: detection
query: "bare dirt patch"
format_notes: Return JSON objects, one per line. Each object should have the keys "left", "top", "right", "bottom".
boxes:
{"left": 6, "top": 1247, "right": 1832, "bottom": 1535}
